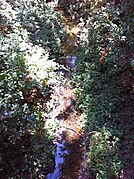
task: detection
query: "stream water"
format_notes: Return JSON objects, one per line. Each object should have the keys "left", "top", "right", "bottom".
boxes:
{"left": 47, "top": 138, "right": 69, "bottom": 179}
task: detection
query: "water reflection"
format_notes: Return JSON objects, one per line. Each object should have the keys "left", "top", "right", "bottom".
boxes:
{"left": 47, "top": 139, "right": 69, "bottom": 179}
{"left": 66, "top": 55, "right": 77, "bottom": 71}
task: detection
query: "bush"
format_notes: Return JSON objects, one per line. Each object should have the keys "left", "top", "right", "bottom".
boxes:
{"left": 72, "top": 0, "right": 134, "bottom": 178}
{"left": 88, "top": 128, "right": 120, "bottom": 179}
{"left": 0, "top": 1, "right": 66, "bottom": 178}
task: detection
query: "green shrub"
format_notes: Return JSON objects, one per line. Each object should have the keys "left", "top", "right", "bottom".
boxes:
{"left": 73, "top": 0, "right": 133, "bottom": 178}
{"left": 0, "top": 1, "right": 66, "bottom": 178}
{"left": 88, "top": 128, "right": 121, "bottom": 179}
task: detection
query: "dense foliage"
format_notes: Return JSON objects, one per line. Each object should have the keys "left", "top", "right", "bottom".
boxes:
{"left": 0, "top": 0, "right": 66, "bottom": 178}
{"left": 73, "top": 0, "right": 134, "bottom": 178}
{"left": 0, "top": 0, "right": 133, "bottom": 178}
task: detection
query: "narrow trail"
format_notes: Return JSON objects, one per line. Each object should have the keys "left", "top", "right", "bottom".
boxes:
{"left": 47, "top": 4, "right": 88, "bottom": 179}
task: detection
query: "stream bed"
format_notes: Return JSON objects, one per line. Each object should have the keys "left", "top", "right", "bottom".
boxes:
{"left": 46, "top": 55, "right": 87, "bottom": 179}
{"left": 46, "top": 6, "right": 88, "bottom": 178}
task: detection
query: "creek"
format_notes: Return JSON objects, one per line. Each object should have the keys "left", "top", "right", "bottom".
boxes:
{"left": 46, "top": 5, "right": 87, "bottom": 179}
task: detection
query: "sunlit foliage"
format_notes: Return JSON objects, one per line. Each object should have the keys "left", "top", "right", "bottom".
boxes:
{"left": 0, "top": 0, "right": 65, "bottom": 178}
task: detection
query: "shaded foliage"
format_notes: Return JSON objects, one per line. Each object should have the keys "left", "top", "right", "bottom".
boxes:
{"left": 72, "top": 0, "right": 134, "bottom": 178}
